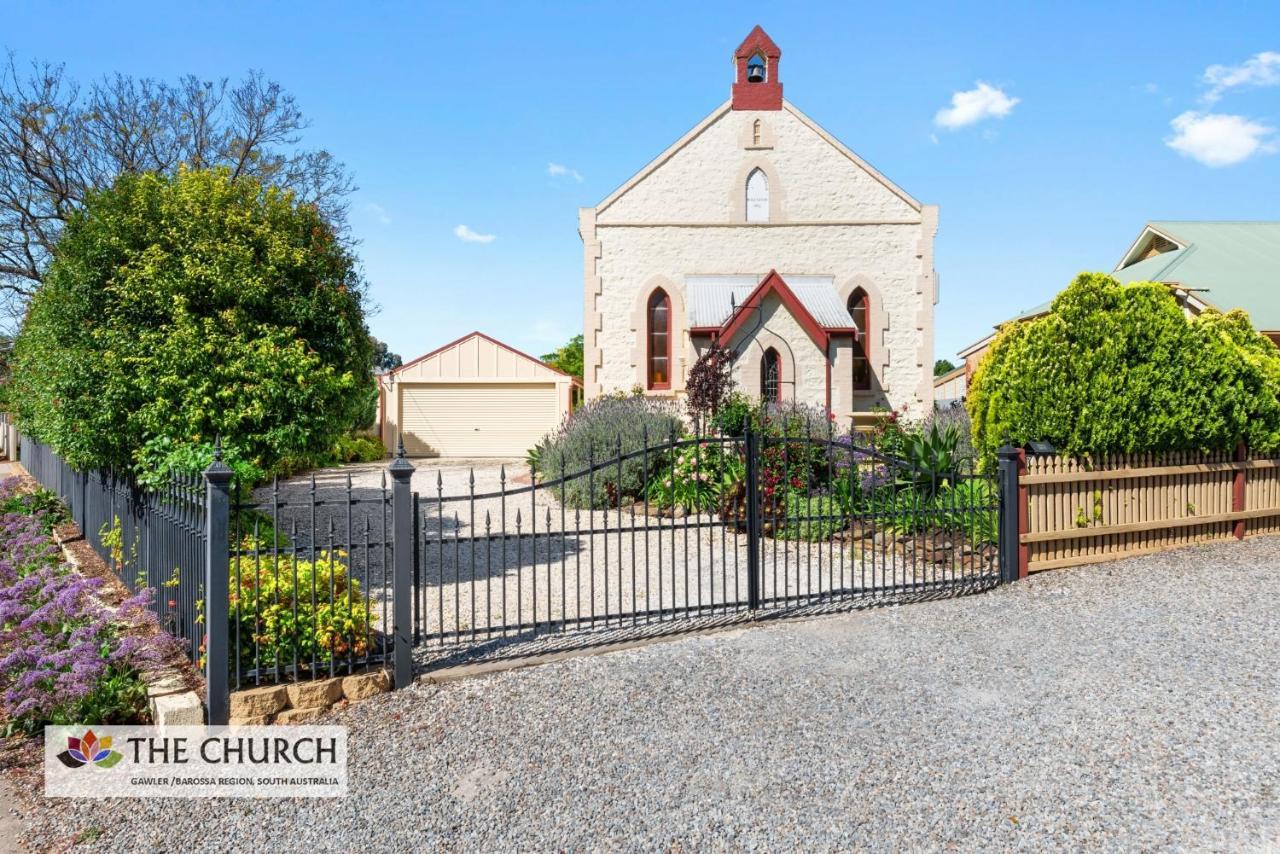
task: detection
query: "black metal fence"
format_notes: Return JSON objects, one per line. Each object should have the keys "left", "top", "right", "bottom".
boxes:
{"left": 411, "top": 428, "right": 1007, "bottom": 656}
{"left": 17, "top": 434, "right": 207, "bottom": 670}
{"left": 5, "top": 420, "right": 1022, "bottom": 725}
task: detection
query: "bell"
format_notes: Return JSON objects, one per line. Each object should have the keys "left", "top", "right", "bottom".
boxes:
{"left": 747, "top": 62, "right": 765, "bottom": 83}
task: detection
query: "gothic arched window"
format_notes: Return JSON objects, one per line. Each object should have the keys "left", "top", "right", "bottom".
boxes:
{"left": 760, "top": 347, "right": 781, "bottom": 403}
{"left": 647, "top": 289, "right": 671, "bottom": 390}
{"left": 847, "top": 289, "right": 871, "bottom": 390}
{"left": 746, "top": 168, "right": 769, "bottom": 223}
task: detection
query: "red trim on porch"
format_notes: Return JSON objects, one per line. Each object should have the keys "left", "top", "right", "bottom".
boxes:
{"left": 717, "top": 270, "right": 831, "bottom": 351}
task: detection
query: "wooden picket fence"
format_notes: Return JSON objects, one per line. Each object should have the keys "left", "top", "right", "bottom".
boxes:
{"left": 1016, "top": 446, "right": 1280, "bottom": 573}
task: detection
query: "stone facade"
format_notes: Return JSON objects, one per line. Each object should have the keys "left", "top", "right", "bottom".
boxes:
{"left": 580, "top": 30, "right": 937, "bottom": 423}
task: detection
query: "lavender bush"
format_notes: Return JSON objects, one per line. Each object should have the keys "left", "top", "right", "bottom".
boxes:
{"left": 0, "top": 481, "right": 171, "bottom": 734}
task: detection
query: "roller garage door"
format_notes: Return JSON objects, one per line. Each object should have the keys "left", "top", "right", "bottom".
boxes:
{"left": 399, "top": 382, "right": 560, "bottom": 457}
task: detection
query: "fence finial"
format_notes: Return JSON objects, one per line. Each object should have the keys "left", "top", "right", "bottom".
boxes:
{"left": 395, "top": 434, "right": 406, "bottom": 459}
{"left": 213, "top": 435, "right": 224, "bottom": 462}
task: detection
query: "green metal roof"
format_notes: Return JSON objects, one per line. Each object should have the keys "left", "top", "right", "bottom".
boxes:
{"left": 1114, "top": 221, "right": 1280, "bottom": 330}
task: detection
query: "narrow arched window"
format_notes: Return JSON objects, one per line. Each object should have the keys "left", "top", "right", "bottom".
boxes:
{"left": 647, "top": 289, "right": 671, "bottom": 390}
{"left": 752, "top": 119, "right": 762, "bottom": 146}
{"left": 847, "top": 289, "right": 871, "bottom": 390}
{"left": 760, "top": 347, "right": 781, "bottom": 403}
{"left": 746, "top": 168, "right": 769, "bottom": 223}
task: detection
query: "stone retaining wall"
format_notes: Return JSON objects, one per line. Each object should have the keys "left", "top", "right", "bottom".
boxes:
{"left": 230, "top": 670, "right": 391, "bottom": 725}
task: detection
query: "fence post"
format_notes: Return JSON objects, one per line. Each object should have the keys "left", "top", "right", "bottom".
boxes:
{"left": 387, "top": 439, "right": 416, "bottom": 689}
{"left": 997, "top": 444, "right": 1025, "bottom": 583}
{"left": 203, "top": 441, "right": 234, "bottom": 725}
{"left": 744, "top": 425, "right": 761, "bottom": 609}
{"left": 1233, "top": 442, "right": 1247, "bottom": 540}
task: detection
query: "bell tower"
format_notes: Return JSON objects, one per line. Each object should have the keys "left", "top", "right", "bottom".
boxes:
{"left": 731, "top": 25, "right": 782, "bottom": 110}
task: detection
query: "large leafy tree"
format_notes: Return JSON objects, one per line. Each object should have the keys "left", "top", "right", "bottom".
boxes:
{"left": 0, "top": 61, "right": 352, "bottom": 330}
{"left": 8, "top": 168, "right": 373, "bottom": 484}
{"left": 541, "top": 334, "right": 584, "bottom": 380}
{"left": 968, "top": 272, "right": 1280, "bottom": 464}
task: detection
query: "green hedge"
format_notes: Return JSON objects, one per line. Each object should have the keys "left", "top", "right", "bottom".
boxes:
{"left": 968, "top": 273, "right": 1280, "bottom": 464}
{"left": 9, "top": 168, "right": 373, "bottom": 485}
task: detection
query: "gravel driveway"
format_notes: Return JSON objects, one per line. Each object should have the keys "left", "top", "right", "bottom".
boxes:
{"left": 25, "top": 536, "right": 1280, "bottom": 850}
{"left": 251, "top": 460, "right": 995, "bottom": 654}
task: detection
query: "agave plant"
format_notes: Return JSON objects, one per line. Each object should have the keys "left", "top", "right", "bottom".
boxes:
{"left": 897, "top": 420, "right": 963, "bottom": 499}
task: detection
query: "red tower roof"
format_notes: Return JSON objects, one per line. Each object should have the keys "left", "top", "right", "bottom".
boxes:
{"left": 732, "top": 26, "right": 783, "bottom": 111}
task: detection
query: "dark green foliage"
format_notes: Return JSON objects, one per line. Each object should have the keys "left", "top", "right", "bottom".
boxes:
{"left": 776, "top": 492, "right": 842, "bottom": 542}
{"left": 9, "top": 169, "right": 373, "bottom": 484}
{"left": 934, "top": 359, "right": 957, "bottom": 376}
{"left": 711, "top": 392, "right": 754, "bottom": 436}
{"left": 969, "top": 273, "right": 1280, "bottom": 464}
{"left": 540, "top": 334, "right": 584, "bottom": 380}
{"left": 923, "top": 405, "right": 975, "bottom": 463}
{"left": 371, "top": 337, "right": 403, "bottom": 372}
{"left": 533, "top": 394, "right": 684, "bottom": 509}
{"left": 898, "top": 420, "right": 963, "bottom": 499}
{"left": 1, "top": 487, "right": 69, "bottom": 535}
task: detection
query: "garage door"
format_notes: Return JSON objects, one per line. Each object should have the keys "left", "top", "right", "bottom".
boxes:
{"left": 400, "top": 383, "right": 560, "bottom": 457}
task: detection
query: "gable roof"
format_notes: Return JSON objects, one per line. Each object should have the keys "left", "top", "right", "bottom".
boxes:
{"left": 735, "top": 25, "right": 780, "bottom": 57}
{"left": 385, "top": 331, "right": 580, "bottom": 384}
{"left": 593, "top": 99, "right": 922, "bottom": 217}
{"left": 1113, "top": 221, "right": 1280, "bottom": 330}
{"left": 686, "top": 274, "right": 851, "bottom": 328}
{"left": 713, "top": 271, "right": 855, "bottom": 350}
{"left": 954, "top": 220, "right": 1280, "bottom": 359}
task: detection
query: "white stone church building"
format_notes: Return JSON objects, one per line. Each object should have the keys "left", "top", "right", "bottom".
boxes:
{"left": 579, "top": 26, "right": 938, "bottom": 424}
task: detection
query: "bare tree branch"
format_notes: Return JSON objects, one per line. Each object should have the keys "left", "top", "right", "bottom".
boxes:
{"left": 0, "top": 56, "right": 354, "bottom": 311}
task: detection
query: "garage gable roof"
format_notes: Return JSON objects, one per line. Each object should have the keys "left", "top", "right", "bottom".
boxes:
{"left": 386, "top": 331, "right": 580, "bottom": 384}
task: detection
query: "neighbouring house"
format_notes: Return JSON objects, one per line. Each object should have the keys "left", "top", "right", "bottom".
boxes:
{"left": 958, "top": 221, "right": 1280, "bottom": 376}
{"left": 579, "top": 26, "right": 939, "bottom": 426}
{"left": 933, "top": 364, "right": 966, "bottom": 409}
{"left": 379, "top": 332, "right": 579, "bottom": 457}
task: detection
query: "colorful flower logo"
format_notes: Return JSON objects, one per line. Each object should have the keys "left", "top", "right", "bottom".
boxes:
{"left": 56, "top": 730, "right": 123, "bottom": 769}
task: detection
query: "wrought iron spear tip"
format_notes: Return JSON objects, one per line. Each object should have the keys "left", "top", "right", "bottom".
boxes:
{"left": 213, "top": 435, "right": 223, "bottom": 462}
{"left": 395, "top": 435, "right": 407, "bottom": 459}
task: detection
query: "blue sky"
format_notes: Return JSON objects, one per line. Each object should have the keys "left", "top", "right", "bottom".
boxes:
{"left": 7, "top": 1, "right": 1280, "bottom": 361}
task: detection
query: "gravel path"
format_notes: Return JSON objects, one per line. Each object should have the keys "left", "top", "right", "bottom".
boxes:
{"left": 26, "top": 536, "right": 1280, "bottom": 851}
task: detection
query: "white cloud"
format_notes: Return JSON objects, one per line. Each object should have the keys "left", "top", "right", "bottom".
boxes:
{"left": 361, "top": 202, "right": 392, "bottom": 225}
{"left": 934, "top": 82, "right": 1020, "bottom": 130}
{"left": 1166, "top": 110, "right": 1278, "bottom": 167}
{"left": 547, "top": 162, "right": 584, "bottom": 182}
{"left": 1202, "top": 51, "right": 1280, "bottom": 103}
{"left": 453, "top": 224, "right": 496, "bottom": 244}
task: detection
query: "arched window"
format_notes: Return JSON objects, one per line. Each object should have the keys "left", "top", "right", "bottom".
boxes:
{"left": 752, "top": 119, "right": 762, "bottom": 146}
{"left": 847, "top": 289, "right": 871, "bottom": 390}
{"left": 760, "top": 347, "right": 781, "bottom": 403}
{"left": 647, "top": 289, "right": 671, "bottom": 390}
{"left": 747, "top": 54, "right": 766, "bottom": 83}
{"left": 746, "top": 168, "right": 769, "bottom": 223}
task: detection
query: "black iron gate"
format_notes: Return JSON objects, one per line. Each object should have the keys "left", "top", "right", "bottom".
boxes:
{"left": 410, "top": 426, "right": 1004, "bottom": 661}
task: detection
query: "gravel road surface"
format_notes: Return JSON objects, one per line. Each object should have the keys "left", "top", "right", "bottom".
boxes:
{"left": 22, "top": 536, "right": 1280, "bottom": 851}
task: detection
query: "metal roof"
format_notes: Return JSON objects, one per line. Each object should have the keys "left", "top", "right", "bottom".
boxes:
{"left": 955, "top": 220, "right": 1280, "bottom": 357}
{"left": 685, "top": 274, "right": 850, "bottom": 328}
{"left": 1114, "top": 222, "right": 1280, "bottom": 330}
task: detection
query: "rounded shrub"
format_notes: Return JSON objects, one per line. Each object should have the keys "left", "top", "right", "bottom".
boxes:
{"left": 968, "top": 272, "right": 1280, "bottom": 464}
{"left": 9, "top": 168, "right": 373, "bottom": 484}
{"left": 532, "top": 394, "right": 684, "bottom": 509}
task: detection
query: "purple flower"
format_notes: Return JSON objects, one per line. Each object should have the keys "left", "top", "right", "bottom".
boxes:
{"left": 0, "top": 514, "right": 172, "bottom": 730}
